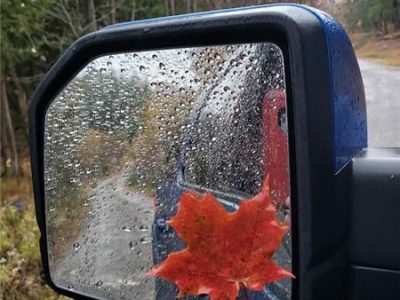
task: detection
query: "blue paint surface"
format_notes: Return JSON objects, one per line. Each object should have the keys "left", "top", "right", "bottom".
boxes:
{"left": 305, "top": 7, "right": 367, "bottom": 171}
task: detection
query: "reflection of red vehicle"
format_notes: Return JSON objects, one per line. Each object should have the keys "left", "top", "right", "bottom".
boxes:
{"left": 263, "top": 90, "right": 289, "bottom": 205}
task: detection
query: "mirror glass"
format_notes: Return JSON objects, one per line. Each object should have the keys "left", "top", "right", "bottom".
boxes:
{"left": 44, "top": 43, "right": 292, "bottom": 300}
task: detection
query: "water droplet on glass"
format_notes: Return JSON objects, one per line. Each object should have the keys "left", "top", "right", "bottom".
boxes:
{"left": 128, "top": 241, "right": 137, "bottom": 250}
{"left": 73, "top": 242, "right": 80, "bottom": 251}
{"left": 250, "top": 57, "right": 259, "bottom": 64}
{"left": 122, "top": 225, "right": 132, "bottom": 232}
{"left": 138, "top": 225, "right": 148, "bottom": 232}
{"left": 140, "top": 237, "right": 152, "bottom": 245}
{"left": 95, "top": 280, "right": 103, "bottom": 287}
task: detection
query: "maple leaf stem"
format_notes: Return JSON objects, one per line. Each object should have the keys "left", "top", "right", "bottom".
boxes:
{"left": 240, "top": 284, "right": 250, "bottom": 300}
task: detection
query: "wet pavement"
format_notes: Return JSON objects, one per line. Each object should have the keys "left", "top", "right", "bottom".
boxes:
{"left": 359, "top": 59, "right": 400, "bottom": 147}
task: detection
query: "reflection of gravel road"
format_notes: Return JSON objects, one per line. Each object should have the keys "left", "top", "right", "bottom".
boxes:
{"left": 55, "top": 173, "right": 155, "bottom": 299}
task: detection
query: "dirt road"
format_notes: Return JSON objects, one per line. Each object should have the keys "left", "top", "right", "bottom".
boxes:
{"left": 55, "top": 173, "right": 155, "bottom": 300}
{"left": 359, "top": 59, "right": 400, "bottom": 147}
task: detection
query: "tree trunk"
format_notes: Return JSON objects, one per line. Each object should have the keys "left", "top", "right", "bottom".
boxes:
{"left": 9, "top": 62, "right": 28, "bottom": 135}
{"left": 206, "top": 0, "right": 218, "bottom": 9}
{"left": 110, "top": 0, "right": 116, "bottom": 23}
{"left": 193, "top": 0, "right": 197, "bottom": 12}
{"left": 0, "top": 114, "right": 9, "bottom": 178}
{"left": 380, "top": 10, "right": 388, "bottom": 34}
{"left": 88, "top": 0, "right": 97, "bottom": 31}
{"left": 186, "top": 0, "right": 191, "bottom": 13}
{"left": 0, "top": 71, "right": 22, "bottom": 177}
{"left": 187, "top": 0, "right": 197, "bottom": 12}
{"left": 164, "top": 0, "right": 170, "bottom": 16}
{"left": 170, "top": 0, "right": 176, "bottom": 15}
{"left": 383, "top": 20, "right": 388, "bottom": 35}
{"left": 393, "top": 0, "right": 400, "bottom": 30}
{"left": 131, "top": 0, "right": 136, "bottom": 20}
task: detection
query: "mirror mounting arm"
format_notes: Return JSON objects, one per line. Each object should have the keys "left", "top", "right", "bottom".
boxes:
{"left": 349, "top": 148, "right": 400, "bottom": 299}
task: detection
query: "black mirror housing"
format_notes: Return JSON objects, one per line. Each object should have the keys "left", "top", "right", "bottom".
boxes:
{"left": 30, "top": 4, "right": 385, "bottom": 300}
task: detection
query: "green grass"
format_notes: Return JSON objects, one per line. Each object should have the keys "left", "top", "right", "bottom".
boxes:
{"left": 47, "top": 185, "right": 90, "bottom": 264}
{"left": 0, "top": 176, "right": 68, "bottom": 300}
{"left": 127, "top": 173, "right": 157, "bottom": 197}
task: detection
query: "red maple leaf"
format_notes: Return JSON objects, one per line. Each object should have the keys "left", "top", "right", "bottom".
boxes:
{"left": 148, "top": 176, "right": 294, "bottom": 300}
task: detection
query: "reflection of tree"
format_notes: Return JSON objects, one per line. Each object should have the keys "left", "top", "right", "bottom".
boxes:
{"left": 46, "top": 67, "right": 146, "bottom": 187}
{"left": 78, "top": 129, "right": 128, "bottom": 177}
{"left": 78, "top": 68, "right": 146, "bottom": 139}
{"left": 127, "top": 86, "right": 194, "bottom": 195}
{"left": 126, "top": 47, "right": 243, "bottom": 196}
{"left": 190, "top": 47, "right": 231, "bottom": 83}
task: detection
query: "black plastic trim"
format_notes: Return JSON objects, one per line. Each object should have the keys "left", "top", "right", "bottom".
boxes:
{"left": 349, "top": 265, "right": 400, "bottom": 300}
{"left": 350, "top": 148, "right": 400, "bottom": 271}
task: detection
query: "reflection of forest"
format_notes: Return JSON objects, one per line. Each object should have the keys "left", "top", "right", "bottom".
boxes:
{"left": 46, "top": 46, "right": 232, "bottom": 202}
{"left": 44, "top": 48, "right": 215, "bottom": 263}
{"left": 44, "top": 43, "right": 286, "bottom": 283}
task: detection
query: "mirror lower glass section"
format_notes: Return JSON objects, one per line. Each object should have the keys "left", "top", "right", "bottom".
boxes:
{"left": 44, "top": 43, "right": 292, "bottom": 300}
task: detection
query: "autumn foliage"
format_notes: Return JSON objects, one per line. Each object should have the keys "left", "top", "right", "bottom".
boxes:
{"left": 148, "top": 176, "right": 294, "bottom": 300}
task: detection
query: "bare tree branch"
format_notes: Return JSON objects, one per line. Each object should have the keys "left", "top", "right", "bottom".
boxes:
{"left": 8, "top": 63, "right": 28, "bottom": 134}
{"left": 131, "top": 0, "right": 137, "bottom": 20}
{"left": 170, "top": 0, "right": 176, "bottom": 15}
{"left": 88, "top": 0, "right": 97, "bottom": 31}
{"left": 110, "top": 0, "right": 116, "bottom": 23}
{"left": 30, "top": 3, "right": 76, "bottom": 36}
{"left": 0, "top": 71, "right": 22, "bottom": 177}
{"left": 58, "top": 1, "right": 80, "bottom": 38}
{"left": 164, "top": 0, "right": 170, "bottom": 16}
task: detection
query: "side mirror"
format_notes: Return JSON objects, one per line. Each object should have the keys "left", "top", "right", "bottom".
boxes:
{"left": 29, "top": 4, "right": 400, "bottom": 300}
